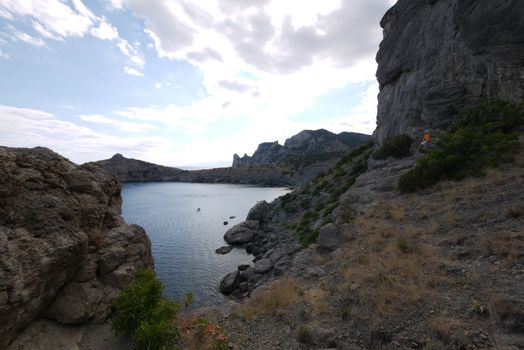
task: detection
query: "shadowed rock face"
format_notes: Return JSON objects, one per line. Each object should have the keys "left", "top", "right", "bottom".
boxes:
{"left": 374, "top": 0, "right": 524, "bottom": 143}
{"left": 0, "top": 147, "right": 153, "bottom": 349}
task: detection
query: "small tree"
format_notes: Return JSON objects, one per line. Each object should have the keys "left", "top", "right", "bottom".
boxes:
{"left": 112, "top": 269, "right": 180, "bottom": 350}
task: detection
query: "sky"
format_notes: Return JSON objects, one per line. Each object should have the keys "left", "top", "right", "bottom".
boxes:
{"left": 0, "top": 0, "right": 395, "bottom": 168}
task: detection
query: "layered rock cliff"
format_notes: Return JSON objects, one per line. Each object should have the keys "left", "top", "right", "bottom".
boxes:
{"left": 374, "top": 0, "right": 524, "bottom": 142}
{"left": 0, "top": 147, "right": 153, "bottom": 348}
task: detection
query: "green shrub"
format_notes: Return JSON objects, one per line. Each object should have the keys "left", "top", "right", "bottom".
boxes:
{"left": 112, "top": 269, "right": 180, "bottom": 350}
{"left": 399, "top": 100, "right": 523, "bottom": 193}
{"left": 298, "top": 228, "right": 319, "bottom": 248}
{"left": 133, "top": 299, "right": 180, "bottom": 350}
{"left": 373, "top": 134, "right": 414, "bottom": 159}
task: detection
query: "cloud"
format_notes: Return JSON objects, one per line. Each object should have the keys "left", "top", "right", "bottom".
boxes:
{"left": 218, "top": 80, "right": 251, "bottom": 93}
{"left": 7, "top": 26, "right": 46, "bottom": 47}
{"left": 90, "top": 19, "right": 119, "bottom": 41}
{"left": 0, "top": 0, "right": 144, "bottom": 68}
{"left": 117, "top": 39, "right": 145, "bottom": 66}
{"left": 80, "top": 113, "right": 157, "bottom": 132}
{"left": 124, "top": 66, "right": 143, "bottom": 76}
{"left": 0, "top": 50, "right": 9, "bottom": 59}
{"left": 0, "top": 104, "right": 167, "bottom": 164}
{"left": 0, "top": 0, "right": 94, "bottom": 39}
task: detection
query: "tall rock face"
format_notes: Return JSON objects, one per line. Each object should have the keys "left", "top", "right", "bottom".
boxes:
{"left": 232, "top": 129, "right": 372, "bottom": 167}
{"left": 375, "top": 0, "right": 524, "bottom": 143}
{"left": 0, "top": 147, "right": 153, "bottom": 348}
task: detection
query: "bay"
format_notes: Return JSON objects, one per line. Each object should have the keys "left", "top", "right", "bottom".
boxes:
{"left": 121, "top": 182, "right": 291, "bottom": 307}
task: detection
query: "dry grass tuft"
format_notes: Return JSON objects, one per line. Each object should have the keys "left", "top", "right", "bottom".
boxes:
{"left": 480, "top": 229, "right": 524, "bottom": 264}
{"left": 428, "top": 317, "right": 461, "bottom": 340}
{"left": 235, "top": 277, "right": 302, "bottom": 320}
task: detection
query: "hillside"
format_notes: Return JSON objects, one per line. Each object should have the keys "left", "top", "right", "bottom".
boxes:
{"left": 212, "top": 140, "right": 523, "bottom": 349}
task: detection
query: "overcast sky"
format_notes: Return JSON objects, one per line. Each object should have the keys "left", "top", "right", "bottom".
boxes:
{"left": 0, "top": 0, "right": 395, "bottom": 168}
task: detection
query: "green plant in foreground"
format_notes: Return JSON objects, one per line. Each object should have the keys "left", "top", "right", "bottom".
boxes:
{"left": 112, "top": 269, "right": 180, "bottom": 350}
{"left": 398, "top": 100, "right": 523, "bottom": 193}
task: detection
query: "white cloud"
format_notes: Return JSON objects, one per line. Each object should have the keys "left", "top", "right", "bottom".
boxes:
{"left": 0, "top": 0, "right": 143, "bottom": 67}
{"left": 0, "top": 104, "right": 167, "bottom": 164}
{"left": 80, "top": 113, "right": 157, "bottom": 132}
{"left": 124, "top": 66, "right": 143, "bottom": 76}
{"left": 118, "top": 39, "right": 145, "bottom": 66}
{"left": 111, "top": 0, "right": 391, "bottom": 147}
{"left": 90, "top": 20, "right": 119, "bottom": 41}
{"left": 9, "top": 27, "right": 46, "bottom": 47}
{"left": 0, "top": 50, "right": 9, "bottom": 59}
{"left": 155, "top": 83, "right": 162, "bottom": 89}
{"left": 0, "top": 0, "right": 94, "bottom": 38}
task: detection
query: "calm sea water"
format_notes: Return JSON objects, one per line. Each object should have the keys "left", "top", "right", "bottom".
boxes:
{"left": 121, "top": 182, "right": 291, "bottom": 307}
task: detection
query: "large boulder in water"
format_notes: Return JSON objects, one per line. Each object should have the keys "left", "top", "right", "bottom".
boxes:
{"left": 224, "top": 220, "right": 259, "bottom": 245}
{"left": 0, "top": 146, "right": 153, "bottom": 348}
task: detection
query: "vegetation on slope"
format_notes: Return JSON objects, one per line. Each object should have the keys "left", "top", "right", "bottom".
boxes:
{"left": 112, "top": 269, "right": 228, "bottom": 350}
{"left": 279, "top": 142, "right": 373, "bottom": 247}
{"left": 399, "top": 100, "right": 524, "bottom": 192}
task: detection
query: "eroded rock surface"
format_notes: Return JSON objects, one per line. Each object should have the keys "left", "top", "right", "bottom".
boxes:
{"left": 0, "top": 147, "right": 153, "bottom": 348}
{"left": 375, "top": 0, "right": 524, "bottom": 143}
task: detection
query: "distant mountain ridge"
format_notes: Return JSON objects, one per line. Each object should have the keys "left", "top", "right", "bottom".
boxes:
{"left": 92, "top": 129, "right": 372, "bottom": 186}
{"left": 232, "top": 129, "right": 372, "bottom": 168}
{"left": 93, "top": 153, "right": 185, "bottom": 182}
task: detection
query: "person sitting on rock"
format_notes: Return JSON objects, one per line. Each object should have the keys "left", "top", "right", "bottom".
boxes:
{"left": 418, "top": 130, "right": 432, "bottom": 152}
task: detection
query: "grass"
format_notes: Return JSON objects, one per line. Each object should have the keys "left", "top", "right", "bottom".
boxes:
{"left": 235, "top": 277, "right": 302, "bottom": 320}
{"left": 428, "top": 317, "right": 461, "bottom": 340}
{"left": 399, "top": 100, "right": 523, "bottom": 193}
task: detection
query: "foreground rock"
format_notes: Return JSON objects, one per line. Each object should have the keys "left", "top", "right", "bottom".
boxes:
{"left": 375, "top": 0, "right": 524, "bottom": 142}
{"left": 0, "top": 147, "right": 153, "bottom": 348}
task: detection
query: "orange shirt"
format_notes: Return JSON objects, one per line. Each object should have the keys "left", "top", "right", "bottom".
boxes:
{"left": 423, "top": 133, "right": 432, "bottom": 143}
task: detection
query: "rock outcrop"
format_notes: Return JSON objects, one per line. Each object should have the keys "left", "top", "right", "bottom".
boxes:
{"left": 0, "top": 147, "right": 153, "bottom": 348}
{"left": 375, "top": 0, "right": 524, "bottom": 143}
{"left": 232, "top": 129, "right": 372, "bottom": 168}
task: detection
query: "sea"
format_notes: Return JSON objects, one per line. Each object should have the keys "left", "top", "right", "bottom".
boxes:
{"left": 121, "top": 182, "right": 291, "bottom": 308}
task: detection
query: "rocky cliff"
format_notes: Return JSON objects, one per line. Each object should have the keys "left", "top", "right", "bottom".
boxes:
{"left": 374, "top": 0, "right": 524, "bottom": 143}
{"left": 233, "top": 129, "right": 372, "bottom": 168}
{"left": 0, "top": 147, "right": 153, "bottom": 349}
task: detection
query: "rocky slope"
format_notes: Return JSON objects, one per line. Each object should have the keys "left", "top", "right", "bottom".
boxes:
{"left": 0, "top": 146, "right": 153, "bottom": 349}
{"left": 374, "top": 0, "right": 524, "bottom": 143}
{"left": 212, "top": 146, "right": 523, "bottom": 349}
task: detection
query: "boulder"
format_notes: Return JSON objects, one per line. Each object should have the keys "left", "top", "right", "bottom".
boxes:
{"left": 317, "top": 223, "right": 346, "bottom": 253}
{"left": 246, "top": 201, "right": 271, "bottom": 225}
{"left": 0, "top": 147, "right": 153, "bottom": 348}
{"left": 215, "top": 246, "right": 233, "bottom": 255}
{"left": 219, "top": 271, "right": 239, "bottom": 295}
{"left": 223, "top": 220, "right": 259, "bottom": 245}
{"left": 254, "top": 258, "right": 274, "bottom": 274}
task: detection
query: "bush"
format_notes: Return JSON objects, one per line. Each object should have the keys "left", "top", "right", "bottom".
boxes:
{"left": 398, "top": 100, "right": 523, "bottom": 193}
{"left": 112, "top": 269, "right": 180, "bottom": 350}
{"left": 373, "top": 134, "right": 414, "bottom": 159}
